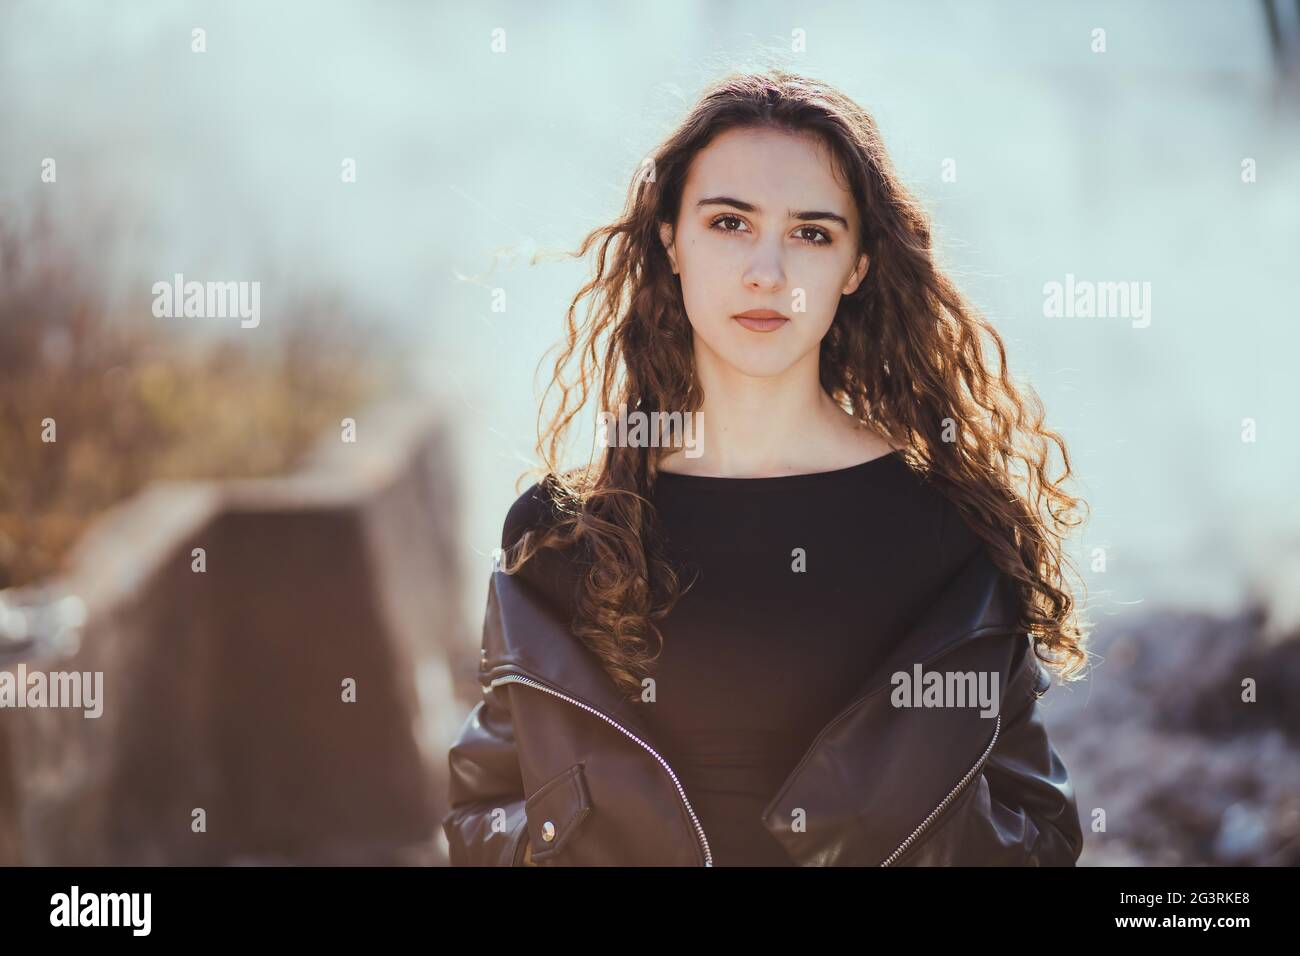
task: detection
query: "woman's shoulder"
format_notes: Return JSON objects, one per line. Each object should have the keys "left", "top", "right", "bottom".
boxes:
{"left": 935, "top": 487, "right": 985, "bottom": 568}
{"left": 502, "top": 477, "right": 562, "bottom": 551}
{"left": 499, "top": 474, "right": 583, "bottom": 622}
{"left": 893, "top": 458, "right": 986, "bottom": 570}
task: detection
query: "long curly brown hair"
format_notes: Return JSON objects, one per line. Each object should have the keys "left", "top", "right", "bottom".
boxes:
{"left": 501, "top": 68, "right": 1091, "bottom": 703}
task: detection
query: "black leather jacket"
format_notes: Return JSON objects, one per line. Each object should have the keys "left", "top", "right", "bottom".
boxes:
{"left": 443, "top": 544, "right": 1084, "bottom": 866}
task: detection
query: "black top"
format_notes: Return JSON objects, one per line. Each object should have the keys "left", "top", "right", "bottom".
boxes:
{"left": 499, "top": 449, "right": 987, "bottom": 866}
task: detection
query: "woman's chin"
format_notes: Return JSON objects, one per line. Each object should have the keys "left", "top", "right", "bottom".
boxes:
{"left": 718, "top": 356, "right": 802, "bottom": 379}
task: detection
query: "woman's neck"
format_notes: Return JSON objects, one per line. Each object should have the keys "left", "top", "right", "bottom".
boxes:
{"left": 656, "top": 352, "right": 897, "bottom": 478}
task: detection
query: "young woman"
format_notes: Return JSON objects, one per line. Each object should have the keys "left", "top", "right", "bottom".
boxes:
{"left": 444, "top": 69, "right": 1090, "bottom": 867}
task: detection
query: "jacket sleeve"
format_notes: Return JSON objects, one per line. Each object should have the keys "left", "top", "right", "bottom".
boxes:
{"left": 442, "top": 677, "right": 533, "bottom": 866}
{"left": 971, "top": 632, "right": 1085, "bottom": 865}
{"left": 443, "top": 495, "right": 555, "bottom": 867}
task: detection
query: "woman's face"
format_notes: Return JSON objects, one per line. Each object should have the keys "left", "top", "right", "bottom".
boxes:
{"left": 659, "top": 126, "right": 870, "bottom": 380}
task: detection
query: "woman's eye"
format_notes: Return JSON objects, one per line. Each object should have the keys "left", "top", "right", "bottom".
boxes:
{"left": 794, "top": 226, "right": 831, "bottom": 245}
{"left": 710, "top": 214, "right": 747, "bottom": 234}
{"left": 708, "top": 216, "right": 830, "bottom": 246}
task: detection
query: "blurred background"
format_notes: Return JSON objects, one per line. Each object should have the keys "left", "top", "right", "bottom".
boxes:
{"left": 1, "top": 0, "right": 1298, "bottom": 865}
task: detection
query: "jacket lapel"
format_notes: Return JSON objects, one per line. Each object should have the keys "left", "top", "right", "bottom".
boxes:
{"left": 479, "top": 568, "right": 663, "bottom": 747}
{"left": 760, "top": 547, "right": 1023, "bottom": 864}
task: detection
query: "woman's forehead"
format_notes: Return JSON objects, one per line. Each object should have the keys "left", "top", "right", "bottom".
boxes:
{"left": 683, "top": 128, "right": 854, "bottom": 219}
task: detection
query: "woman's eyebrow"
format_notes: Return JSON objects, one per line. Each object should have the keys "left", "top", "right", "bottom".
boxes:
{"left": 696, "top": 195, "right": 849, "bottom": 230}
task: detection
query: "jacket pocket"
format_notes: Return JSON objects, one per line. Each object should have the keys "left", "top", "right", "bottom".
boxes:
{"left": 523, "top": 763, "right": 593, "bottom": 863}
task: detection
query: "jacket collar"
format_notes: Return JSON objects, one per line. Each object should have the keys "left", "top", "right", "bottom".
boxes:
{"left": 480, "top": 545, "right": 1020, "bottom": 754}
{"left": 480, "top": 565, "right": 663, "bottom": 744}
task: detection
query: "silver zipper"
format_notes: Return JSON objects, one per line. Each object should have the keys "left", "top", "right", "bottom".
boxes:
{"left": 488, "top": 672, "right": 714, "bottom": 867}
{"left": 879, "top": 712, "right": 1002, "bottom": 866}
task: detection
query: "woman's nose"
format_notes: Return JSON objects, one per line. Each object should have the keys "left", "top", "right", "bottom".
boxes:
{"left": 743, "top": 243, "right": 786, "bottom": 291}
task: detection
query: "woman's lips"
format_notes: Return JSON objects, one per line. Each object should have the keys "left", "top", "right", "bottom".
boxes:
{"left": 732, "top": 312, "right": 789, "bottom": 332}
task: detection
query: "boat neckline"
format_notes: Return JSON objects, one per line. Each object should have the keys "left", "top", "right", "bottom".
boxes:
{"left": 653, "top": 449, "right": 905, "bottom": 491}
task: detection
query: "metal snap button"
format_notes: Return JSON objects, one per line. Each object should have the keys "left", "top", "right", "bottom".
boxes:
{"left": 542, "top": 821, "right": 557, "bottom": 842}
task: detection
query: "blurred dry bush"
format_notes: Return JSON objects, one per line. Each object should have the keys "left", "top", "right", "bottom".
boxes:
{"left": 0, "top": 207, "right": 407, "bottom": 589}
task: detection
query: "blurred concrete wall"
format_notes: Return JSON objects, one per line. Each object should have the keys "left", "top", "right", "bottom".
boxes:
{"left": 0, "top": 398, "right": 471, "bottom": 865}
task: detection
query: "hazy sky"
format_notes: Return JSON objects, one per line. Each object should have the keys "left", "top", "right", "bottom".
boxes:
{"left": 3, "top": 0, "right": 1298, "bottom": 639}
